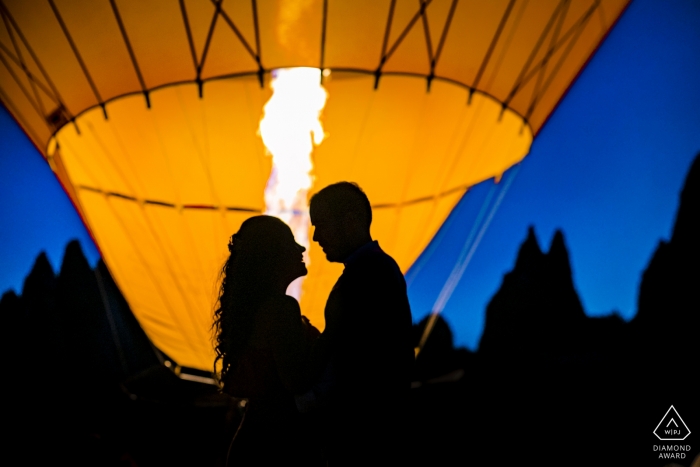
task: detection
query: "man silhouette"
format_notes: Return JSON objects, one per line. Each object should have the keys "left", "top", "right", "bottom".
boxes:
{"left": 306, "top": 181, "right": 414, "bottom": 465}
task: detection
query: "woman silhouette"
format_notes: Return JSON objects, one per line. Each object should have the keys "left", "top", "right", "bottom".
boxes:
{"left": 213, "top": 215, "right": 319, "bottom": 466}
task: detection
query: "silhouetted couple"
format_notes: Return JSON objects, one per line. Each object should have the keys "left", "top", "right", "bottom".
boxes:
{"left": 213, "top": 182, "right": 414, "bottom": 466}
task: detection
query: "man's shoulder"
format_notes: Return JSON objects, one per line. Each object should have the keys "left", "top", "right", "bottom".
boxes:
{"left": 342, "top": 245, "right": 405, "bottom": 289}
{"left": 348, "top": 243, "right": 401, "bottom": 274}
{"left": 353, "top": 242, "right": 394, "bottom": 264}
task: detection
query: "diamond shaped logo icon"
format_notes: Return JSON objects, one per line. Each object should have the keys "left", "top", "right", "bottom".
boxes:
{"left": 654, "top": 406, "right": 691, "bottom": 441}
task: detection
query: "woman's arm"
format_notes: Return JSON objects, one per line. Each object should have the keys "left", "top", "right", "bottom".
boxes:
{"left": 263, "top": 296, "right": 316, "bottom": 394}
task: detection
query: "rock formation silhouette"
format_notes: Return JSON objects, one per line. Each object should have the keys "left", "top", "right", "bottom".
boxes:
{"left": 410, "top": 153, "right": 700, "bottom": 467}
{"left": 0, "top": 240, "right": 233, "bottom": 466}
{"left": 478, "top": 228, "right": 590, "bottom": 360}
{"left": 633, "top": 152, "right": 700, "bottom": 367}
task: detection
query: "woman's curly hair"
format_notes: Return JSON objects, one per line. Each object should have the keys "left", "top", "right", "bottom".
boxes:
{"left": 212, "top": 216, "right": 287, "bottom": 385}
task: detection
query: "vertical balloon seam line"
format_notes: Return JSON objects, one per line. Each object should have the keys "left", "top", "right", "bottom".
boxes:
{"left": 528, "top": 0, "right": 569, "bottom": 118}
{"left": 47, "top": 0, "right": 104, "bottom": 113}
{"left": 503, "top": 0, "right": 568, "bottom": 109}
{"left": 148, "top": 111, "right": 183, "bottom": 216}
{"left": 402, "top": 100, "right": 472, "bottom": 269}
{"left": 149, "top": 96, "right": 213, "bottom": 206}
{"left": 84, "top": 123, "right": 140, "bottom": 197}
{"left": 241, "top": 78, "right": 268, "bottom": 195}
{"left": 423, "top": 99, "right": 470, "bottom": 205}
{"left": 470, "top": 0, "right": 516, "bottom": 100}
{"left": 396, "top": 90, "right": 430, "bottom": 196}
{"left": 58, "top": 136, "right": 104, "bottom": 195}
{"left": 108, "top": 0, "right": 149, "bottom": 108}
{"left": 141, "top": 206, "right": 214, "bottom": 360}
{"left": 346, "top": 84, "right": 376, "bottom": 177}
{"left": 391, "top": 92, "right": 432, "bottom": 249}
{"left": 76, "top": 119, "right": 120, "bottom": 188}
{"left": 95, "top": 265, "right": 130, "bottom": 375}
{"left": 0, "top": 41, "right": 57, "bottom": 105}
{"left": 1, "top": 11, "right": 45, "bottom": 117}
{"left": 517, "top": 1, "right": 597, "bottom": 115}
{"left": 144, "top": 200, "right": 212, "bottom": 349}
{"left": 381, "top": 0, "right": 434, "bottom": 67}
{"left": 0, "top": 1, "right": 72, "bottom": 121}
{"left": 175, "top": 89, "right": 221, "bottom": 209}
{"left": 106, "top": 115, "right": 150, "bottom": 196}
{"left": 197, "top": 0, "right": 222, "bottom": 85}
{"left": 179, "top": 0, "right": 200, "bottom": 77}
{"left": 98, "top": 197, "right": 204, "bottom": 362}
{"left": 432, "top": 97, "right": 485, "bottom": 200}
{"left": 149, "top": 104, "right": 220, "bottom": 328}
{"left": 526, "top": 6, "right": 594, "bottom": 124}
{"left": 432, "top": 0, "right": 459, "bottom": 69}
{"left": 319, "top": 0, "right": 328, "bottom": 79}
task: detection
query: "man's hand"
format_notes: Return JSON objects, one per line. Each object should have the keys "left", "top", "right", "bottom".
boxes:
{"left": 301, "top": 315, "right": 321, "bottom": 341}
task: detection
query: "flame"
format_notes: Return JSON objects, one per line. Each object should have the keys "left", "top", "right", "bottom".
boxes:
{"left": 260, "top": 67, "right": 328, "bottom": 299}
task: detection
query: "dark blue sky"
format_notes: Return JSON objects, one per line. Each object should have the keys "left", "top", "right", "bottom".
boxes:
{"left": 0, "top": 107, "right": 100, "bottom": 292}
{"left": 2, "top": 0, "right": 699, "bottom": 351}
{"left": 408, "top": 0, "right": 700, "bottom": 349}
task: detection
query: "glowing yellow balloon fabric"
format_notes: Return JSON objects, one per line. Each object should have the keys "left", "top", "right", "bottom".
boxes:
{"left": 0, "top": 0, "right": 628, "bottom": 370}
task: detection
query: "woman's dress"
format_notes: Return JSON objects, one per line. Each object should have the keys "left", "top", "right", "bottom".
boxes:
{"left": 222, "top": 295, "right": 319, "bottom": 466}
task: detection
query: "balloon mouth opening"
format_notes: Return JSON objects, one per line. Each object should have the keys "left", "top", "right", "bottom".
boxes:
{"left": 46, "top": 68, "right": 532, "bottom": 153}
{"left": 47, "top": 69, "right": 533, "bottom": 217}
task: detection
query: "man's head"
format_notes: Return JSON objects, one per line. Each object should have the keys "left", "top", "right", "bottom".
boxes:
{"left": 309, "top": 182, "right": 373, "bottom": 263}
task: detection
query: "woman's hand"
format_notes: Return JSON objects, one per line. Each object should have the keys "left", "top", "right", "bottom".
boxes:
{"left": 301, "top": 315, "right": 321, "bottom": 341}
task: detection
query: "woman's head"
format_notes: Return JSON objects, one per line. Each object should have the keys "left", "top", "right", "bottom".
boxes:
{"left": 227, "top": 216, "right": 307, "bottom": 288}
{"left": 213, "top": 215, "right": 306, "bottom": 379}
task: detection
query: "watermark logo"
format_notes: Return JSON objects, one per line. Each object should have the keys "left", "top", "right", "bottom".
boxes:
{"left": 654, "top": 405, "right": 690, "bottom": 441}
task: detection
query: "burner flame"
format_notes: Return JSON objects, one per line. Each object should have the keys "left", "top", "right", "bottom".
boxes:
{"left": 259, "top": 67, "right": 328, "bottom": 299}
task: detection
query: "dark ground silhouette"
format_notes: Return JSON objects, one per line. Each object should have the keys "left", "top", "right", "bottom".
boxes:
{"left": 1, "top": 242, "right": 235, "bottom": 466}
{"left": 411, "top": 153, "right": 700, "bottom": 466}
{"left": 2, "top": 155, "right": 698, "bottom": 466}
